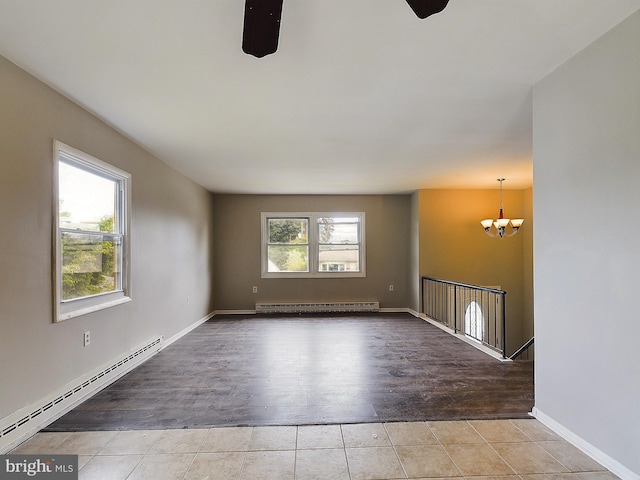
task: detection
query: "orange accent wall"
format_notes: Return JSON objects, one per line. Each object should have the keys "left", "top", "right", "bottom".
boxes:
{"left": 417, "top": 188, "right": 533, "bottom": 355}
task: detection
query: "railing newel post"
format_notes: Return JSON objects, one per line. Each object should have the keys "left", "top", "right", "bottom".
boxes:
{"left": 501, "top": 291, "right": 507, "bottom": 358}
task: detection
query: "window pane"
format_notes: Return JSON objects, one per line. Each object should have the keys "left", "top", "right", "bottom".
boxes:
{"left": 318, "top": 244, "right": 360, "bottom": 272}
{"left": 59, "top": 161, "right": 118, "bottom": 233}
{"left": 268, "top": 218, "right": 308, "bottom": 244}
{"left": 61, "top": 232, "right": 122, "bottom": 300}
{"left": 267, "top": 245, "right": 309, "bottom": 272}
{"left": 318, "top": 218, "right": 359, "bottom": 244}
{"left": 262, "top": 212, "right": 364, "bottom": 278}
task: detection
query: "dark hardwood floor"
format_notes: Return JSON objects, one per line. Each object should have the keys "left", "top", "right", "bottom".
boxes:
{"left": 46, "top": 313, "right": 534, "bottom": 431}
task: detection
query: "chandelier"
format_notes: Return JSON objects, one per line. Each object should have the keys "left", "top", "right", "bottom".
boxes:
{"left": 481, "top": 179, "right": 524, "bottom": 238}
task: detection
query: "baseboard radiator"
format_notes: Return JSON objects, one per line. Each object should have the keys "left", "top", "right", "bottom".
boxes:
{"left": 255, "top": 302, "right": 379, "bottom": 314}
{"left": 0, "top": 336, "right": 163, "bottom": 453}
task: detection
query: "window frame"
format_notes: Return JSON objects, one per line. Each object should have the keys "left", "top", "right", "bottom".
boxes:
{"left": 261, "top": 212, "right": 366, "bottom": 278}
{"left": 53, "top": 140, "right": 132, "bottom": 322}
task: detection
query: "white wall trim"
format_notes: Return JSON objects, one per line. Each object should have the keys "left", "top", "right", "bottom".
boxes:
{"left": 0, "top": 336, "right": 162, "bottom": 453}
{"left": 213, "top": 309, "right": 256, "bottom": 315}
{"left": 408, "top": 310, "right": 509, "bottom": 362}
{"left": 216, "top": 307, "right": 413, "bottom": 316}
{"left": 1, "top": 310, "right": 216, "bottom": 454}
{"left": 532, "top": 408, "right": 640, "bottom": 480}
{"left": 163, "top": 311, "right": 215, "bottom": 348}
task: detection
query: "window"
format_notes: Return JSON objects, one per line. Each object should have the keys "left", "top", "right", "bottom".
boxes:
{"left": 262, "top": 212, "right": 365, "bottom": 278}
{"left": 54, "top": 141, "right": 131, "bottom": 321}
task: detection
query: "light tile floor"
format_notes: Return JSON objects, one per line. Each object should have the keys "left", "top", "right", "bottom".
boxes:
{"left": 11, "top": 419, "right": 619, "bottom": 480}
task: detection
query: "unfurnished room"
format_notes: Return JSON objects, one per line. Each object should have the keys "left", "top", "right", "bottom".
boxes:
{"left": 1, "top": 1, "right": 639, "bottom": 479}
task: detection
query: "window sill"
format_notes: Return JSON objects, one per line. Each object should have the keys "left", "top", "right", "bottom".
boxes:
{"left": 57, "top": 295, "right": 132, "bottom": 322}
{"left": 261, "top": 272, "right": 366, "bottom": 279}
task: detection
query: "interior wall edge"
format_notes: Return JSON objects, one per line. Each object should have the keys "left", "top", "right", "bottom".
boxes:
{"left": 532, "top": 408, "right": 640, "bottom": 480}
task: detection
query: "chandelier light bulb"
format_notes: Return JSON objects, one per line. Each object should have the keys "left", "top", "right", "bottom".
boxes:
{"left": 481, "top": 178, "right": 524, "bottom": 238}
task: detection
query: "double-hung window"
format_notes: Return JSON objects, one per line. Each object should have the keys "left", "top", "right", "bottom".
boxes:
{"left": 54, "top": 141, "right": 131, "bottom": 321}
{"left": 262, "top": 212, "right": 365, "bottom": 278}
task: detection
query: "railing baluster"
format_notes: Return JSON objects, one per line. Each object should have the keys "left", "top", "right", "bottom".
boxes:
{"left": 421, "top": 276, "right": 507, "bottom": 357}
{"left": 500, "top": 292, "right": 506, "bottom": 358}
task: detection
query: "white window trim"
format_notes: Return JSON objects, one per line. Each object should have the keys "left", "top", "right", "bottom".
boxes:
{"left": 261, "top": 212, "right": 366, "bottom": 279}
{"left": 53, "top": 140, "right": 132, "bottom": 322}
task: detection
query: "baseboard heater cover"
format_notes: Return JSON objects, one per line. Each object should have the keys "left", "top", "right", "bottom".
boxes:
{"left": 255, "top": 302, "right": 379, "bottom": 313}
{"left": 0, "top": 336, "right": 163, "bottom": 453}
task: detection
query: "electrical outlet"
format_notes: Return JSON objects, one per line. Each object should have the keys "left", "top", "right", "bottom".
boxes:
{"left": 389, "top": 284, "right": 394, "bottom": 292}
{"left": 252, "top": 286, "right": 258, "bottom": 294}
{"left": 186, "top": 296, "right": 190, "bottom": 304}
{"left": 83, "top": 331, "right": 90, "bottom": 347}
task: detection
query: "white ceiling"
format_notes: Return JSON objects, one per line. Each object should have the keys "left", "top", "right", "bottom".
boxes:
{"left": 1, "top": 1, "right": 638, "bottom": 194}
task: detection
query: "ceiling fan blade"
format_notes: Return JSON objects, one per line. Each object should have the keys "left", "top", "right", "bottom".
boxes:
{"left": 405, "top": 0, "right": 450, "bottom": 19}
{"left": 242, "top": 0, "right": 284, "bottom": 58}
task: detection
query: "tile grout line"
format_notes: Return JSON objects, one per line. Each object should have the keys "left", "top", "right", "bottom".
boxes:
{"left": 292, "top": 426, "right": 298, "bottom": 480}
{"left": 180, "top": 448, "right": 198, "bottom": 480}
{"left": 475, "top": 420, "right": 545, "bottom": 477}
{"left": 16, "top": 421, "right": 616, "bottom": 480}
{"left": 384, "top": 422, "right": 409, "bottom": 480}
{"left": 339, "top": 424, "right": 353, "bottom": 480}
{"left": 433, "top": 420, "right": 465, "bottom": 479}
{"left": 532, "top": 439, "right": 606, "bottom": 474}
{"left": 236, "top": 431, "right": 250, "bottom": 480}
{"left": 469, "top": 419, "right": 525, "bottom": 476}
{"left": 123, "top": 451, "right": 144, "bottom": 480}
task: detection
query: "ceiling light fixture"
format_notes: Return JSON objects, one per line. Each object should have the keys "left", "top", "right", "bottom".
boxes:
{"left": 481, "top": 179, "right": 524, "bottom": 238}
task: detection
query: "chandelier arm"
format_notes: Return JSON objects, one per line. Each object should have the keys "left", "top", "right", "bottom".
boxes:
{"left": 482, "top": 225, "right": 499, "bottom": 238}
{"left": 480, "top": 178, "right": 522, "bottom": 239}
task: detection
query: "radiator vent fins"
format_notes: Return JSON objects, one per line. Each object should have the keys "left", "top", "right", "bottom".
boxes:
{"left": 0, "top": 337, "right": 162, "bottom": 442}
{"left": 255, "top": 302, "right": 379, "bottom": 314}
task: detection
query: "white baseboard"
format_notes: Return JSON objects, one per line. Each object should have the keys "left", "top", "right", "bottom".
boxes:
{"left": 409, "top": 311, "right": 509, "bottom": 361}
{"left": 215, "top": 308, "right": 412, "bottom": 315}
{"left": 213, "top": 309, "right": 256, "bottom": 315}
{"left": 163, "top": 311, "right": 215, "bottom": 348}
{"left": 532, "top": 408, "right": 639, "bottom": 480}
{"left": 0, "top": 336, "right": 162, "bottom": 453}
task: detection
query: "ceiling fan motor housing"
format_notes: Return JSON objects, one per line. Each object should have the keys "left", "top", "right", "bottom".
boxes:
{"left": 242, "top": 0, "right": 284, "bottom": 58}
{"left": 405, "top": 0, "right": 450, "bottom": 19}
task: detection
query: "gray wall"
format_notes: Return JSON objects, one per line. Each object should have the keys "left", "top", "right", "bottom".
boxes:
{"left": 0, "top": 55, "right": 215, "bottom": 419}
{"left": 533, "top": 10, "right": 640, "bottom": 476}
{"left": 522, "top": 187, "right": 534, "bottom": 340}
{"left": 212, "top": 194, "right": 412, "bottom": 311}
{"left": 409, "top": 191, "right": 421, "bottom": 312}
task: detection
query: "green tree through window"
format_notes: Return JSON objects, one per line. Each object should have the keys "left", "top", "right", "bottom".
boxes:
{"left": 55, "top": 140, "right": 130, "bottom": 321}
{"left": 267, "top": 218, "right": 309, "bottom": 272}
{"left": 262, "top": 213, "right": 365, "bottom": 278}
{"left": 61, "top": 215, "right": 117, "bottom": 300}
